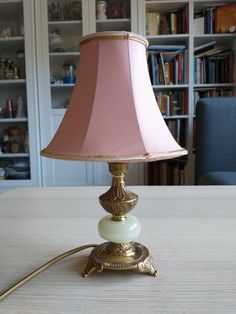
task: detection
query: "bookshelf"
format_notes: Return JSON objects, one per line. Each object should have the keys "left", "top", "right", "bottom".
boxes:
{"left": 5, "top": 0, "right": 233, "bottom": 188}
{"left": 137, "top": 0, "right": 236, "bottom": 185}
{"left": 0, "top": 0, "right": 40, "bottom": 190}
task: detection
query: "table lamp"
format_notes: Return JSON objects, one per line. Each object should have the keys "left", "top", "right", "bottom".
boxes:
{"left": 41, "top": 31, "right": 187, "bottom": 277}
{"left": 0, "top": 31, "right": 188, "bottom": 301}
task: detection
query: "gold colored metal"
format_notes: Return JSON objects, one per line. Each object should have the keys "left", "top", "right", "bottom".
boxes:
{"left": 83, "top": 242, "right": 158, "bottom": 277}
{"left": 79, "top": 32, "right": 149, "bottom": 47}
{"left": 0, "top": 244, "right": 97, "bottom": 302}
{"left": 99, "top": 163, "right": 138, "bottom": 221}
{"left": 83, "top": 162, "right": 158, "bottom": 277}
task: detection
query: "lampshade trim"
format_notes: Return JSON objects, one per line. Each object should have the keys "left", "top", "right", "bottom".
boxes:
{"left": 80, "top": 33, "right": 148, "bottom": 48}
{"left": 41, "top": 148, "right": 187, "bottom": 162}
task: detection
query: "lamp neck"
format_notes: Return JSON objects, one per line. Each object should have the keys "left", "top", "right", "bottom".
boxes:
{"left": 99, "top": 162, "right": 138, "bottom": 221}
{"left": 109, "top": 163, "right": 128, "bottom": 189}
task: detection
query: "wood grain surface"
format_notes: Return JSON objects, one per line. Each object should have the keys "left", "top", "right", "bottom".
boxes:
{"left": 0, "top": 186, "right": 236, "bottom": 313}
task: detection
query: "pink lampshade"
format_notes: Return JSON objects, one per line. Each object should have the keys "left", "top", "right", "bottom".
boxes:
{"left": 41, "top": 31, "right": 187, "bottom": 163}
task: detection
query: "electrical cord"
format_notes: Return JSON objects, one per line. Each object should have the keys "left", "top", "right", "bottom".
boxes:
{"left": 0, "top": 243, "right": 97, "bottom": 302}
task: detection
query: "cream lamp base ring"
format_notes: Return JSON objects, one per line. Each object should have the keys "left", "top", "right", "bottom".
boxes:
{"left": 98, "top": 214, "right": 141, "bottom": 243}
{"left": 83, "top": 241, "right": 158, "bottom": 277}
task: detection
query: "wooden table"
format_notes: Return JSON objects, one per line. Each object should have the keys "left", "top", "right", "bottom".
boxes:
{"left": 0, "top": 186, "right": 236, "bottom": 313}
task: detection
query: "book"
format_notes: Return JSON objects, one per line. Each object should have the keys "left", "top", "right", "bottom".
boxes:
{"left": 194, "top": 41, "right": 216, "bottom": 54}
{"left": 148, "top": 45, "right": 186, "bottom": 52}
{"left": 146, "top": 12, "right": 160, "bottom": 35}
{"left": 193, "top": 16, "right": 204, "bottom": 35}
{"left": 204, "top": 7, "right": 215, "bottom": 34}
{"left": 170, "top": 11, "right": 177, "bottom": 34}
{"left": 215, "top": 4, "right": 236, "bottom": 33}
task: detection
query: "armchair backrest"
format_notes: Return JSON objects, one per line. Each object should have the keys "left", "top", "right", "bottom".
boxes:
{"left": 195, "top": 97, "right": 236, "bottom": 184}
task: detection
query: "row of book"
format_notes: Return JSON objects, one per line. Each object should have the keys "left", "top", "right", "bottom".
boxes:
{"left": 194, "top": 41, "right": 234, "bottom": 85}
{"left": 148, "top": 159, "right": 186, "bottom": 185}
{"left": 147, "top": 45, "right": 187, "bottom": 85}
{"left": 146, "top": 5, "right": 188, "bottom": 36}
{"left": 193, "top": 3, "right": 236, "bottom": 34}
{"left": 155, "top": 90, "right": 188, "bottom": 116}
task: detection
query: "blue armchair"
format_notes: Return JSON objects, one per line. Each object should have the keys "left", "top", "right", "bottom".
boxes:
{"left": 195, "top": 97, "right": 236, "bottom": 185}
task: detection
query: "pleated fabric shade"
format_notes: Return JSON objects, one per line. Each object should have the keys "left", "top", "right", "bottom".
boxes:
{"left": 41, "top": 31, "right": 187, "bottom": 163}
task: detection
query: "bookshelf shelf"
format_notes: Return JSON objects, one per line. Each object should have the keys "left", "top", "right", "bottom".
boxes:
{"left": 0, "top": 153, "right": 29, "bottom": 158}
{"left": 0, "top": 36, "right": 24, "bottom": 42}
{"left": 96, "top": 18, "right": 130, "bottom": 23}
{"left": 194, "top": 83, "right": 236, "bottom": 88}
{"left": 164, "top": 115, "right": 189, "bottom": 119}
{"left": 153, "top": 84, "right": 189, "bottom": 89}
{"left": 48, "top": 20, "right": 82, "bottom": 25}
{"left": 50, "top": 83, "right": 75, "bottom": 87}
{"left": 49, "top": 52, "right": 80, "bottom": 57}
{"left": 0, "top": 79, "right": 26, "bottom": 85}
{"left": 0, "top": 118, "right": 28, "bottom": 123}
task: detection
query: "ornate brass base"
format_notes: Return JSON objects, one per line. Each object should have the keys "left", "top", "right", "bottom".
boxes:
{"left": 83, "top": 241, "right": 158, "bottom": 277}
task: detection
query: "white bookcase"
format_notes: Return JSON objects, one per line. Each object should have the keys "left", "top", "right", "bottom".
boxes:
{"left": 0, "top": 0, "right": 41, "bottom": 190}
{"left": 138, "top": 0, "right": 236, "bottom": 184}
{"left": 1, "top": 0, "right": 235, "bottom": 188}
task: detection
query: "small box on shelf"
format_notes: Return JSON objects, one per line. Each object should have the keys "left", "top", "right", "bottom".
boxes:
{"left": 215, "top": 4, "right": 236, "bottom": 34}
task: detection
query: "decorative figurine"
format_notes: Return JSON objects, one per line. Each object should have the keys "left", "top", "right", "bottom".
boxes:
{"left": 49, "top": 29, "right": 64, "bottom": 52}
{"left": 1, "top": 27, "right": 12, "bottom": 37}
{"left": 9, "top": 126, "right": 24, "bottom": 154}
{"left": 97, "top": 1, "right": 107, "bottom": 20}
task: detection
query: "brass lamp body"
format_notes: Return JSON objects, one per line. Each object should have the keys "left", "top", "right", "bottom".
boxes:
{"left": 83, "top": 163, "right": 158, "bottom": 277}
